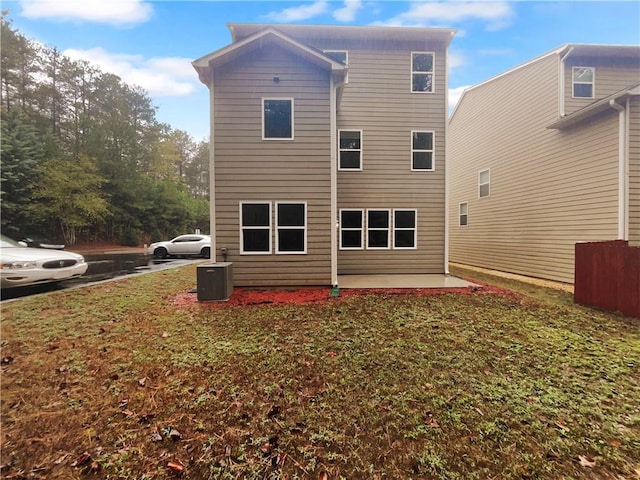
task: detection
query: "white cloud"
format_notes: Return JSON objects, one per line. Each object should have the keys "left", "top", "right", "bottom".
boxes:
{"left": 375, "top": 1, "right": 514, "bottom": 30}
{"left": 448, "top": 50, "right": 466, "bottom": 70}
{"left": 264, "top": 1, "right": 329, "bottom": 22}
{"left": 334, "top": 0, "right": 363, "bottom": 22}
{"left": 449, "top": 85, "right": 470, "bottom": 111}
{"left": 63, "top": 47, "right": 197, "bottom": 97}
{"left": 19, "top": 0, "right": 153, "bottom": 26}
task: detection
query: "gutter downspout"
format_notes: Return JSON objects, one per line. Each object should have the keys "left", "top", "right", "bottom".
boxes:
{"left": 559, "top": 46, "right": 574, "bottom": 117}
{"left": 330, "top": 76, "right": 338, "bottom": 287}
{"left": 208, "top": 74, "right": 217, "bottom": 261}
{"left": 610, "top": 98, "right": 628, "bottom": 240}
{"left": 444, "top": 46, "right": 450, "bottom": 275}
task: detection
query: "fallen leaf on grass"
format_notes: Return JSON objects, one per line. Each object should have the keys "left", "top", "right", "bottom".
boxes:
{"left": 578, "top": 455, "right": 595, "bottom": 468}
{"left": 318, "top": 472, "right": 329, "bottom": 480}
{"left": 138, "top": 377, "right": 147, "bottom": 387}
{"left": 424, "top": 413, "right": 440, "bottom": 428}
{"left": 71, "top": 451, "right": 91, "bottom": 467}
{"left": 555, "top": 422, "right": 570, "bottom": 432}
{"left": 122, "top": 409, "right": 135, "bottom": 417}
{"left": 167, "top": 461, "right": 184, "bottom": 474}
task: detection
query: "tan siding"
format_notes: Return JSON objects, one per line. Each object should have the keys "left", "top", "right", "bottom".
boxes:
{"left": 213, "top": 45, "right": 332, "bottom": 286}
{"left": 329, "top": 42, "right": 447, "bottom": 274}
{"left": 449, "top": 53, "right": 620, "bottom": 284}
{"left": 630, "top": 96, "right": 640, "bottom": 242}
{"left": 564, "top": 56, "right": 640, "bottom": 115}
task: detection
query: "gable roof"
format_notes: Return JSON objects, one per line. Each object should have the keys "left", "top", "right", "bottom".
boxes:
{"left": 450, "top": 43, "right": 640, "bottom": 121}
{"left": 547, "top": 82, "right": 640, "bottom": 129}
{"left": 192, "top": 27, "right": 347, "bottom": 85}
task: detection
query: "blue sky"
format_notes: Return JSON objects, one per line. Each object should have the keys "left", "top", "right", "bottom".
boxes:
{"left": 4, "top": 0, "right": 639, "bottom": 141}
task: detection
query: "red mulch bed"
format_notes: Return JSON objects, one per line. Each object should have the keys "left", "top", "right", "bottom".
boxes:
{"left": 171, "top": 282, "right": 515, "bottom": 308}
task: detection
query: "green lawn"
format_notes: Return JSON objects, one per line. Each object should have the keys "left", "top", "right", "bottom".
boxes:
{"left": 1, "top": 265, "right": 638, "bottom": 479}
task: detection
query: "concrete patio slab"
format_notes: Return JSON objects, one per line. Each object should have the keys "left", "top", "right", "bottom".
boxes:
{"left": 337, "top": 274, "right": 477, "bottom": 289}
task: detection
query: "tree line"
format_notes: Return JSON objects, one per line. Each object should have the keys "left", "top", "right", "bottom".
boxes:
{"left": 1, "top": 13, "right": 210, "bottom": 246}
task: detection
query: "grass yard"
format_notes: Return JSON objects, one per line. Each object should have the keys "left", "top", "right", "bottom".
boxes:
{"left": 1, "top": 265, "right": 639, "bottom": 479}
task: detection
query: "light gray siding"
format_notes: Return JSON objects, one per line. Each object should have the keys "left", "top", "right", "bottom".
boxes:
{"left": 213, "top": 45, "right": 332, "bottom": 286}
{"left": 307, "top": 38, "right": 448, "bottom": 274}
{"left": 449, "top": 53, "right": 620, "bottom": 284}
{"left": 630, "top": 96, "right": 640, "bottom": 243}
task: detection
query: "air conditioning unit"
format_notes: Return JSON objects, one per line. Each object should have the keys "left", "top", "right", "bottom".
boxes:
{"left": 197, "top": 262, "right": 233, "bottom": 301}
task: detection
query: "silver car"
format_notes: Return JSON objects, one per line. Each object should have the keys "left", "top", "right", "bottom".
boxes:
{"left": 147, "top": 234, "right": 211, "bottom": 259}
{"left": 1, "top": 235, "right": 88, "bottom": 289}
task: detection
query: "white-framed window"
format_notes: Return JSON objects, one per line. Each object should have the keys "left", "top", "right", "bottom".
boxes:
{"left": 275, "top": 202, "right": 306, "bottom": 254}
{"left": 411, "top": 131, "right": 434, "bottom": 171}
{"left": 393, "top": 209, "right": 417, "bottom": 249}
{"left": 240, "top": 202, "right": 272, "bottom": 254}
{"left": 324, "top": 50, "right": 348, "bottom": 83}
{"left": 262, "top": 98, "right": 294, "bottom": 140}
{"left": 338, "top": 130, "right": 362, "bottom": 170}
{"left": 339, "top": 209, "right": 364, "bottom": 250}
{"left": 459, "top": 202, "right": 468, "bottom": 227}
{"left": 366, "top": 209, "right": 391, "bottom": 249}
{"left": 411, "top": 52, "right": 434, "bottom": 93}
{"left": 572, "top": 67, "right": 594, "bottom": 98}
{"left": 479, "top": 169, "right": 490, "bottom": 198}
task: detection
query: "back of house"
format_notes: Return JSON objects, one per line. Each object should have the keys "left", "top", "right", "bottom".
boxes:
{"left": 194, "top": 24, "right": 455, "bottom": 286}
{"left": 448, "top": 44, "right": 640, "bottom": 284}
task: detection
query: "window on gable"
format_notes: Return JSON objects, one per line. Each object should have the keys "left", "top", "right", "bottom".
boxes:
{"left": 393, "top": 209, "right": 417, "bottom": 249}
{"left": 572, "top": 67, "right": 594, "bottom": 98}
{"left": 241, "top": 202, "right": 271, "bottom": 254}
{"left": 339, "top": 130, "right": 362, "bottom": 170}
{"left": 263, "top": 98, "right": 293, "bottom": 139}
{"left": 340, "top": 209, "right": 363, "bottom": 249}
{"left": 367, "top": 209, "right": 390, "bottom": 249}
{"left": 479, "top": 169, "right": 490, "bottom": 198}
{"left": 324, "top": 50, "right": 348, "bottom": 83}
{"left": 411, "top": 52, "right": 434, "bottom": 93}
{"left": 276, "top": 202, "right": 306, "bottom": 254}
{"left": 412, "top": 131, "right": 434, "bottom": 171}
{"left": 459, "top": 203, "right": 468, "bottom": 226}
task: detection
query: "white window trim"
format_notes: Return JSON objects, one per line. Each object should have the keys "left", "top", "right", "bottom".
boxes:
{"left": 338, "top": 129, "right": 363, "bottom": 171}
{"left": 275, "top": 201, "right": 307, "bottom": 255}
{"left": 339, "top": 208, "right": 364, "bottom": 250}
{"left": 262, "top": 98, "right": 294, "bottom": 140}
{"left": 572, "top": 66, "right": 595, "bottom": 99}
{"left": 410, "top": 51, "right": 435, "bottom": 94}
{"left": 324, "top": 50, "right": 348, "bottom": 83}
{"left": 240, "top": 201, "right": 272, "bottom": 255}
{"left": 411, "top": 130, "right": 435, "bottom": 172}
{"left": 393, "top": 209, "right": 417, "bottom": 250}
{"left": 366, "top": 209, "right": 391, "bottom": 250}
{"left": 479, "top": 168, "right": 490, "bottom": 198}
{"left": 459, "top": 202, "right": 468, "bottom": 227}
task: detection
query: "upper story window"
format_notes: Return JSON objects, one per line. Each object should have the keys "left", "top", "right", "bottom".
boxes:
{"left": 411, "top": 131, "right": 434, "bottom": 171}
{"left": 276, "top": 202, "right": 306, "bottom": 254}
{"left": 479, "top": 169, "right": 490, "bottom": 198}
{"left": 339, "top": 130, "right": 362, "bottom": 170}
{"left": 572, "top": 67, "right": 594, "bottom": 98}
{"left": 240, "top": 202, "right": 272, "bottom": 254}
{"left": 324, "top": 50, "right": 348, "bottom": 83}
{"left": 263, "top": 98, "right": 294, "bottom": 140}
{"left": 411, "top": 52, "right": 434, "bottom": 93}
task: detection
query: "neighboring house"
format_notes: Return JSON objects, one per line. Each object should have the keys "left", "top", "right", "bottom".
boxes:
{"left": 193, "top": 24, "right": 455, "bottom": 286}
{"left": 448, "top": 44, "right": 640, "bottom": 284}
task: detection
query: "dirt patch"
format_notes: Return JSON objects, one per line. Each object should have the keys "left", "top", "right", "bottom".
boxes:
{"left": 171, "top": 283, "right": 514, "bottom": 307}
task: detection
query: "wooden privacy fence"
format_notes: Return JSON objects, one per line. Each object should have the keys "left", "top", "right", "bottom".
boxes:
{"left": 574, "top": 240, "right": 640, "bottom": 317}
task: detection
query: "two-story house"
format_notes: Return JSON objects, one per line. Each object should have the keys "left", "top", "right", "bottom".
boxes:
{"left": 448, "top": 44, "right": 640, "bottom": 284}
{"left": 193, "top": 24, "right": 456, "bottom": 286}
